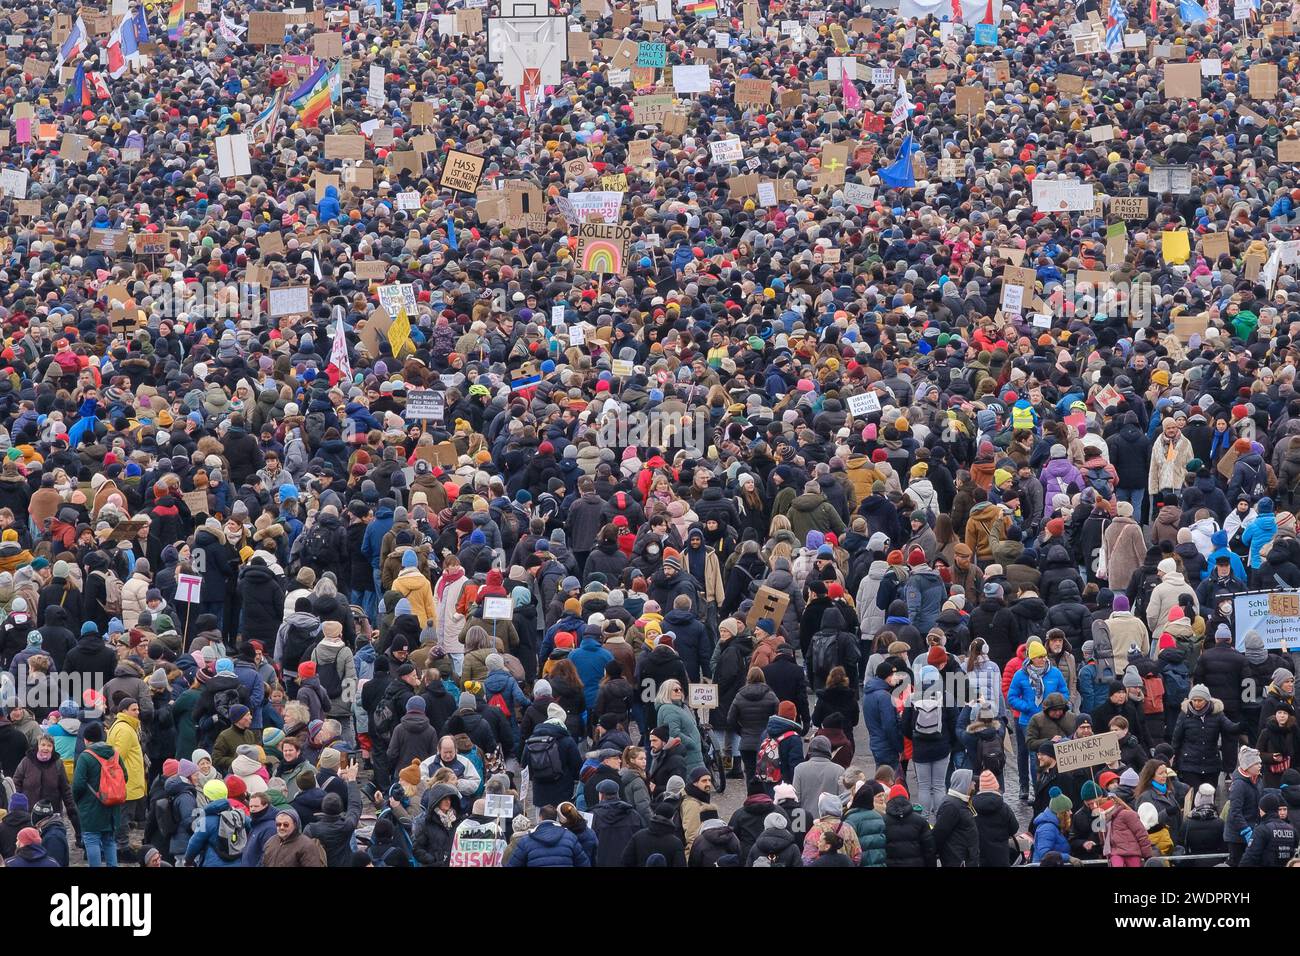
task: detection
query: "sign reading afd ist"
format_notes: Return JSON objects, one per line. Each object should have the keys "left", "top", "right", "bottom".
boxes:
{"left": 1232, "top": 590, "right": 1300, "bottom": 651}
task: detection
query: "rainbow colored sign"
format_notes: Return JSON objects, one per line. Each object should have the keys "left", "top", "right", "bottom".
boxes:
{"left": 576, "top": 222, "right": 631, "bottom": 276}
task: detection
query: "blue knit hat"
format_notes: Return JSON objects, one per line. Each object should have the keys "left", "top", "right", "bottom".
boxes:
{"left": 216, "top": 658, "right": 235, "bottom": 674}
{"left": 402, "top": 549, "right": 419, "bottom": 568}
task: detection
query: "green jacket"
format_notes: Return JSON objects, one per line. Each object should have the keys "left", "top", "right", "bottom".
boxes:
{"left": 656, "top": 700, "right": 704, "bottom": 773}
{"left": 72, "top": 742, "right": 126, "bottom": 833}
{"left": 173, "top": 688, "right": 201, "bottom": 761}
{"left": 844, "top": 807, "right": 887, "bottom": 866}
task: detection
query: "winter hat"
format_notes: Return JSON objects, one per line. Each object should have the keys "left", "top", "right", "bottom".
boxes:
{"left": 1215, "top": 624, "right": 1232, "bottom": 642}
{"left": 532, "top": 679, "right": 552, "bottom": 698}
{"left": 1189, "top": 684, "right": 1212, "bottom": 703}
{"left": 983, "top": 582, "right": 1003, "bottom": 599}
{"left": 1273, "top": 668, "right": 1294, "bottom": 685}
{"left": 1137, "top": 802, "right": 1160, "bottom": 830}
{"left": 216, "top": 658, "right": 235, "bottom": 674}
{"left": 297, "top": 661, "right": 317, "bottom": 679}
{"left": 777, "top": 700, "right": 797, "bottom": 720}
{"left": 1112, "top": 594, "right": 1130, "bottom": 612}
{"left": 1158, "top": 632, "right": 1176, "bottom": 651}
{"left": 1026, "top": 640, "right": 1047, "bottom": 660}
{"left": 1047, "top": 787, "right": 1073, "bottom": 814}
{"left": 1238, "top": 747, "right": 1262, "bottom": 771}
{"left": 887, "top": 784, "right": 909, "bottom": 801}
{"left": 459, "top": 692, "right": 478, "bottom": 710}
{"left": 1122, "top": 667, "right": 1143, "bottom": 689}
{"left": 907, "top": 547, "right": 926, "bottom": 567}
{"left": 402, "top": 550, "right": 418, "bottom": 568}
{"left": 979, "top": 770, "right": 999, "bottom": 792}
{"left": 763, "top": 812, "right": 788, "bottom": 830}
{"left": 817, "top": 792, "right": 842, "bottom": 818}
{"left": 203, "top": 779, "right": 229, "bottom": 801}
{"left": 1194, "top": 784, "right": 1216, "bottom": 809}
{"left": 406, "top": 696, "right": 426, "bottom": 713}
{"left": 1157, "top": 558, "right": 1177, "bottom": 575}
{"left": 773, "top": 783, "right": 797, "bottom": 802}
{"left": 1080, "top": 780, "right": 1103, "bottom": 801}
{"left": 228, "top": 704, "right": 250, "bottom": 722}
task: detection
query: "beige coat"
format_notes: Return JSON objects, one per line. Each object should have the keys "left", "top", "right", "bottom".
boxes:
{"left": 1148, "top": 433, "right": 1195, "bottom": 495}
{"left": 1102, "top": 516, "right": 1147, "bottom": 592}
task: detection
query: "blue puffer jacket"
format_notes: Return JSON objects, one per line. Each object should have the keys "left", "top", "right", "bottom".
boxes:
{"left": 482, "top": 668, "right": 531, "bottom": 754}
{"left": 862, "top": 676, "right": 902, "bottom": 763}
{"left": 1076, "top": 662, "right": 1108, "bottom": 717}
{"left": 1242, "top": 501, "right": 1277, "bottom": 570}
{"left": 567, "top": 637, "right": 614, "bottom": 708}
{"left": 1006, "top": 662, "right": 1069, "bottom": 727}
{"left": 1031, "top": 808, "right": 1071, "bottom": 862}
{"left": 507, "top": 820, "right": 591, "bottom": 867}
{"left": 318, "top": 185, "right": 342, "bottom": 223}
{"left": 905, "top": 568, "right": 946, "bottom": 636}
{"left": 185, "top": 799, "right": 247, "bottom": 867}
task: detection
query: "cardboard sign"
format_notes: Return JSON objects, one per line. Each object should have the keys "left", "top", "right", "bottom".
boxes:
{"left": 505, "top": 180, "right": 547, "bottom": 231}
{"left": 1056, "top": 73, "right": 1084, "bottom": 94}
{"left": 1163, "top": 62, "right": 1201, "bottom": 99}
{"left": 411, "top": 102, "right": 437, "bottom": 126}
{"left": 1249, "top": 63, "right": 1279, "bottom": 99}
{"left": 135, "top": 233, "right": 171, "bottom": 256}
{"left": 954, "top": 86, "right": 985, "bottom": 115}
{"left": 325, "top": 134, "right": 365, "bottom": 161}
{"left": 1053, "top": 731, "right": 1122, "bottom": 772}
{"left": 258, "top": 232, "right": 286, "bottom": 255}
{"left": 1172, "top": 311, "right": 1209, "bottom": 341}
{"left": 1110, "top": 196, "right": 1150, "bottom": 220}
{"left": 1280, "top": 140, "right": 1300, "bottom": 163}
{"left": 745, "top": 585, "right": 791, "bottom": 631}
{"left": 734, "top": 77, "right": 773, "bottom": 108}
{"left": 439, "top": 150, "right": 485, "bottom": 194}
{"left": 1202, "top": 231, "right": 1230, "bottom": 260}
{"left": 248, "top": 12, "right": 285, "bottom": 44}
{"left": 313, "top": 31, "right": 343, "bottom": 58}
{"left": 355, "top": 260, "right": 387, "bottom": 280}
{"left": 182, "top": 490, "right": 210, "bottom": 516}
{"left": 633, "top": 93, "right": 673, "bottom": 124}
{"left": 89, "top": 228, "right": 128, "bottom": 252}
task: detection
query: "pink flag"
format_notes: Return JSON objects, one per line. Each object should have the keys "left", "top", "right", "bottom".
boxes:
{"left": 842, "top": 65, "right": 861, "bottom": 111}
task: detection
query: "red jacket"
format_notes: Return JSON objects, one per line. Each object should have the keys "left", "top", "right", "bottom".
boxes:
{"left": 1100, "top": 802, "right": 1154, "bottom": 858}
{"left": 1002, "top": 645, "right": 1027, "bottom": 720}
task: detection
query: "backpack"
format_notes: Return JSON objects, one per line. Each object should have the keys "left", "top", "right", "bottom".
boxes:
{"left": 487, "top": 691, "right": 512, "bottom": 719}
{"left": 372, "top": 694, "right": 399, "bottom": 738}
{"left": 301, "top": 523, "right": 333, "bottom": 565}
{"left": 912, "top": 697, "right": 944, "bottom": 738}
{"left": 214, "top": 807, "right": 248, "bottom": 861}
{"left": 809, "top": 630, "right": 840, "bottom": 684}
{"left": 281, "top": 622, "right": 320, "bottom": 673}
{"left": 1161, "top": 661, "right": 1190, "bottom": 708}
{"left": 155, "top": 794, "right": 180, "bottom": 838}
{"left": 89, "top": 749, "right": 126, "bottom": 807}
{"left": 95, "top": 570, "right": 123, "bottom": 617}
{"left": 1141, "top": 673, "right": 1165, "bottom": 715}
{"left": 315, "top": 651, "right": 345, "bottom": 701}
{"left": 1091, "top": 621, "right": 1117, "bottom": 681}
{"left": 523, "top": 732, "right": 565, "bottom": 784}
{"left": 1084, "top": 465, "right": 1114, "bottom": 500}
{"left": 755, "top": 730, "right": 797, "bottom": 784}
{"left": 212, "top": 687, "right": 241, "bottom": 729}
{"left": 976, "top": 733, "right": 1006, "bottom": 777}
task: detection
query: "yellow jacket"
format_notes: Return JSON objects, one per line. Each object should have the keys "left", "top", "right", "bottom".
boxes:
{"left": 392, "top": 567, "right": 437, "bottom": 627}
{"left": 106, "top": 711, "right": 147, "bottom": 801}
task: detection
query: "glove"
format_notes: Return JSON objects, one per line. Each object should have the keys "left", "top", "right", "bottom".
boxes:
{"left": 1240, "top": 827, "right": 1254, "bottom": 843}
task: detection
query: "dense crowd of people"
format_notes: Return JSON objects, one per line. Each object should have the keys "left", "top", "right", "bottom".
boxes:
{"left": 2, "top": 0, "right": 1300, "bottom": 870}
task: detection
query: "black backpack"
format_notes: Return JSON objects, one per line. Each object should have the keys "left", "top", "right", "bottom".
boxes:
{"left": 372, "top": 694, "right": 399, "bottom": 738}
{"left": 976, "top": 734, "right": 1006, "bottom": 777}
{"left": 809, "top": 631, "right": 840, "bottom": 685}
{"left": 281, "top": 623, "right": 320, "bottom": 673}
{"left": 523, "top": 732, "right": 565, "bottom": 783}
{"left": 212, "top": 687, "right": 240, "bottom": 728}
{"left": 315, "top": 652, "right": 345, "bottom": 701}
{"left": 154, "top": 794, "right": 180, "bottom": 838}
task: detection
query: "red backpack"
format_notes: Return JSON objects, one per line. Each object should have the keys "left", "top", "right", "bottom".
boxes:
{"left": 1141, "top": 674, "right": 1165, "bottom": 715}
{"left": 89, "top": 749, "right": 127, "bottom": 807}
{"left": 487, "top": 691, "right": 512, "bottom": 718}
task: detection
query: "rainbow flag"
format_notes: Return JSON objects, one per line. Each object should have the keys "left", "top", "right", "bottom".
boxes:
{"left": 686, "top": 0, "right": 718, "bottom": 15}
{"left": 288, "top": 61, "right": 341, "bottom": 127}
{"left": 167, "top": 0, "right": 184, "bottom": 41}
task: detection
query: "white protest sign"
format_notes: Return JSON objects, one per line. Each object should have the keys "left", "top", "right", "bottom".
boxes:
{"left": 756, "top": 180, "right": 777, "bottom": 206}
{"left": 176, "top": 572, "right": 203, "bottom": 604}
{"left": 482, "top": 595, "right": 515, "bottom": 620}
{"left": 1231, "top": 591, "right": 1300, "bottom": 650}
{"left": 709, "top": 138, "right": 743, "bottom": 163}
{"left": 267, "top": 285, "right": 310, "bottom": 317}
{"left": 378, "top": 283, "right": 418, "bottom": 316}
{"left": 1001, "top": 283, "right": 1024, "bottom": 315}
{"left": 367, "top": 64, "right": 385, "bottom": 108}
{"left": 1031, "top": 178, "right": 1094, "bottom": 212}
{"left": 0, "top": 168, "right": 29, "bottom": 199}
{"left": 396, "top": 190, "right": 421, "bottom": 210}
{"left": 847, "top": 391, "right": 881, "bottom": 416}
{"left": 215, "top": 134, "right": 252, "bottom": 178}
{"left": 551, "top": 304, "right": 565, "bottom": 324}
{"left": 671, "top": 64, "right": 711, "bottom": 93}
{"left": 484, "top": 793, "right": 515, "bottom": 817}
{"left": 688, "top": 683, "right": 719, "bottom": 708}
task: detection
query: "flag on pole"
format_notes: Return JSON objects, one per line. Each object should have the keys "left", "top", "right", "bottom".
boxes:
{"left": 388, "top": 306, "right": 412, "bottom": 358}
{"left": 134, "top": 4, "right": 150, "bottom": 44}
{"left": 842, "top": 64, "right": 861, "bottom": 110}
{"left": 106, "top": 26, "right": 126, "bottom": 78}
{"left": 415, "top": 6, "right": 429, "bottom": 45}
{"left": 246, "top": 87, "right": 286, "bottom": 147}
{"left": 1177, "top": 0, "right": 1208, "bottom": 20}
{"left": 219, "top": 15, "right": 246, "bottom": 43}
{"left": 167, "top": 0, "right": 185, "bottom": 41}
{"left": 57, "top": 17, "right": 88, "bottom": 70}
{"left": 120, "top": 13, "right": 139, "bottom": 60}
{"left": 879, "top": 134, "right": 919, "bottom": 189}
{"left": 287, "top": 61, "right": 341, "bottom": 127}
{"left": 327, "top": 312, "right": 351, "bottom": 387}
{"left": 88, "top": 71, "right": 111, "bottom": 100}
{"left": 1106, "top": 0, "right": 1127, "bottom": 52}
{"left": 891, "top": 76, "right": 913, "bottom": 125}
{"left": 61, "top": 63, "right": 85, "bottom": 114}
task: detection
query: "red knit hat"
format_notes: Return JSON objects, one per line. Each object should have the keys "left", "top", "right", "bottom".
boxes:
{"left": 1047, "top": 517, "right": 1065, "bottom": 537}
{"left": 908, "top": 547, "right": 926, "bottom": 567}
{"left": 927, "top": 645, "right": 948, "bottom": 667}
{"left": 1158, "top": 632, "right": 1177, "bottom": 650}
{"left": 778, "top": 700, "right": 797, "bottom": 720}
{"left": 888, "top": 783, "right": 909, "bottom": 801}
{"left": 871, "top": 449, "right": 888, "bottom": 463}
{"left": 1232, "top": 404, "right": 1249, "bottom": 419}
{"left": 298, "top": 661, "right": 317, "bottom": 679}
{"left": 887, "top": 550, "right": 904, "bottom": 564}
{"left": 1233, "top": 438, "right": 1252, "bottom": 455}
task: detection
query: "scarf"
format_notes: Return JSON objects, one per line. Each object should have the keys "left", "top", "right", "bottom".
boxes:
{"left": 1027, "top": 660, "right": 1046, "bottom": 707}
